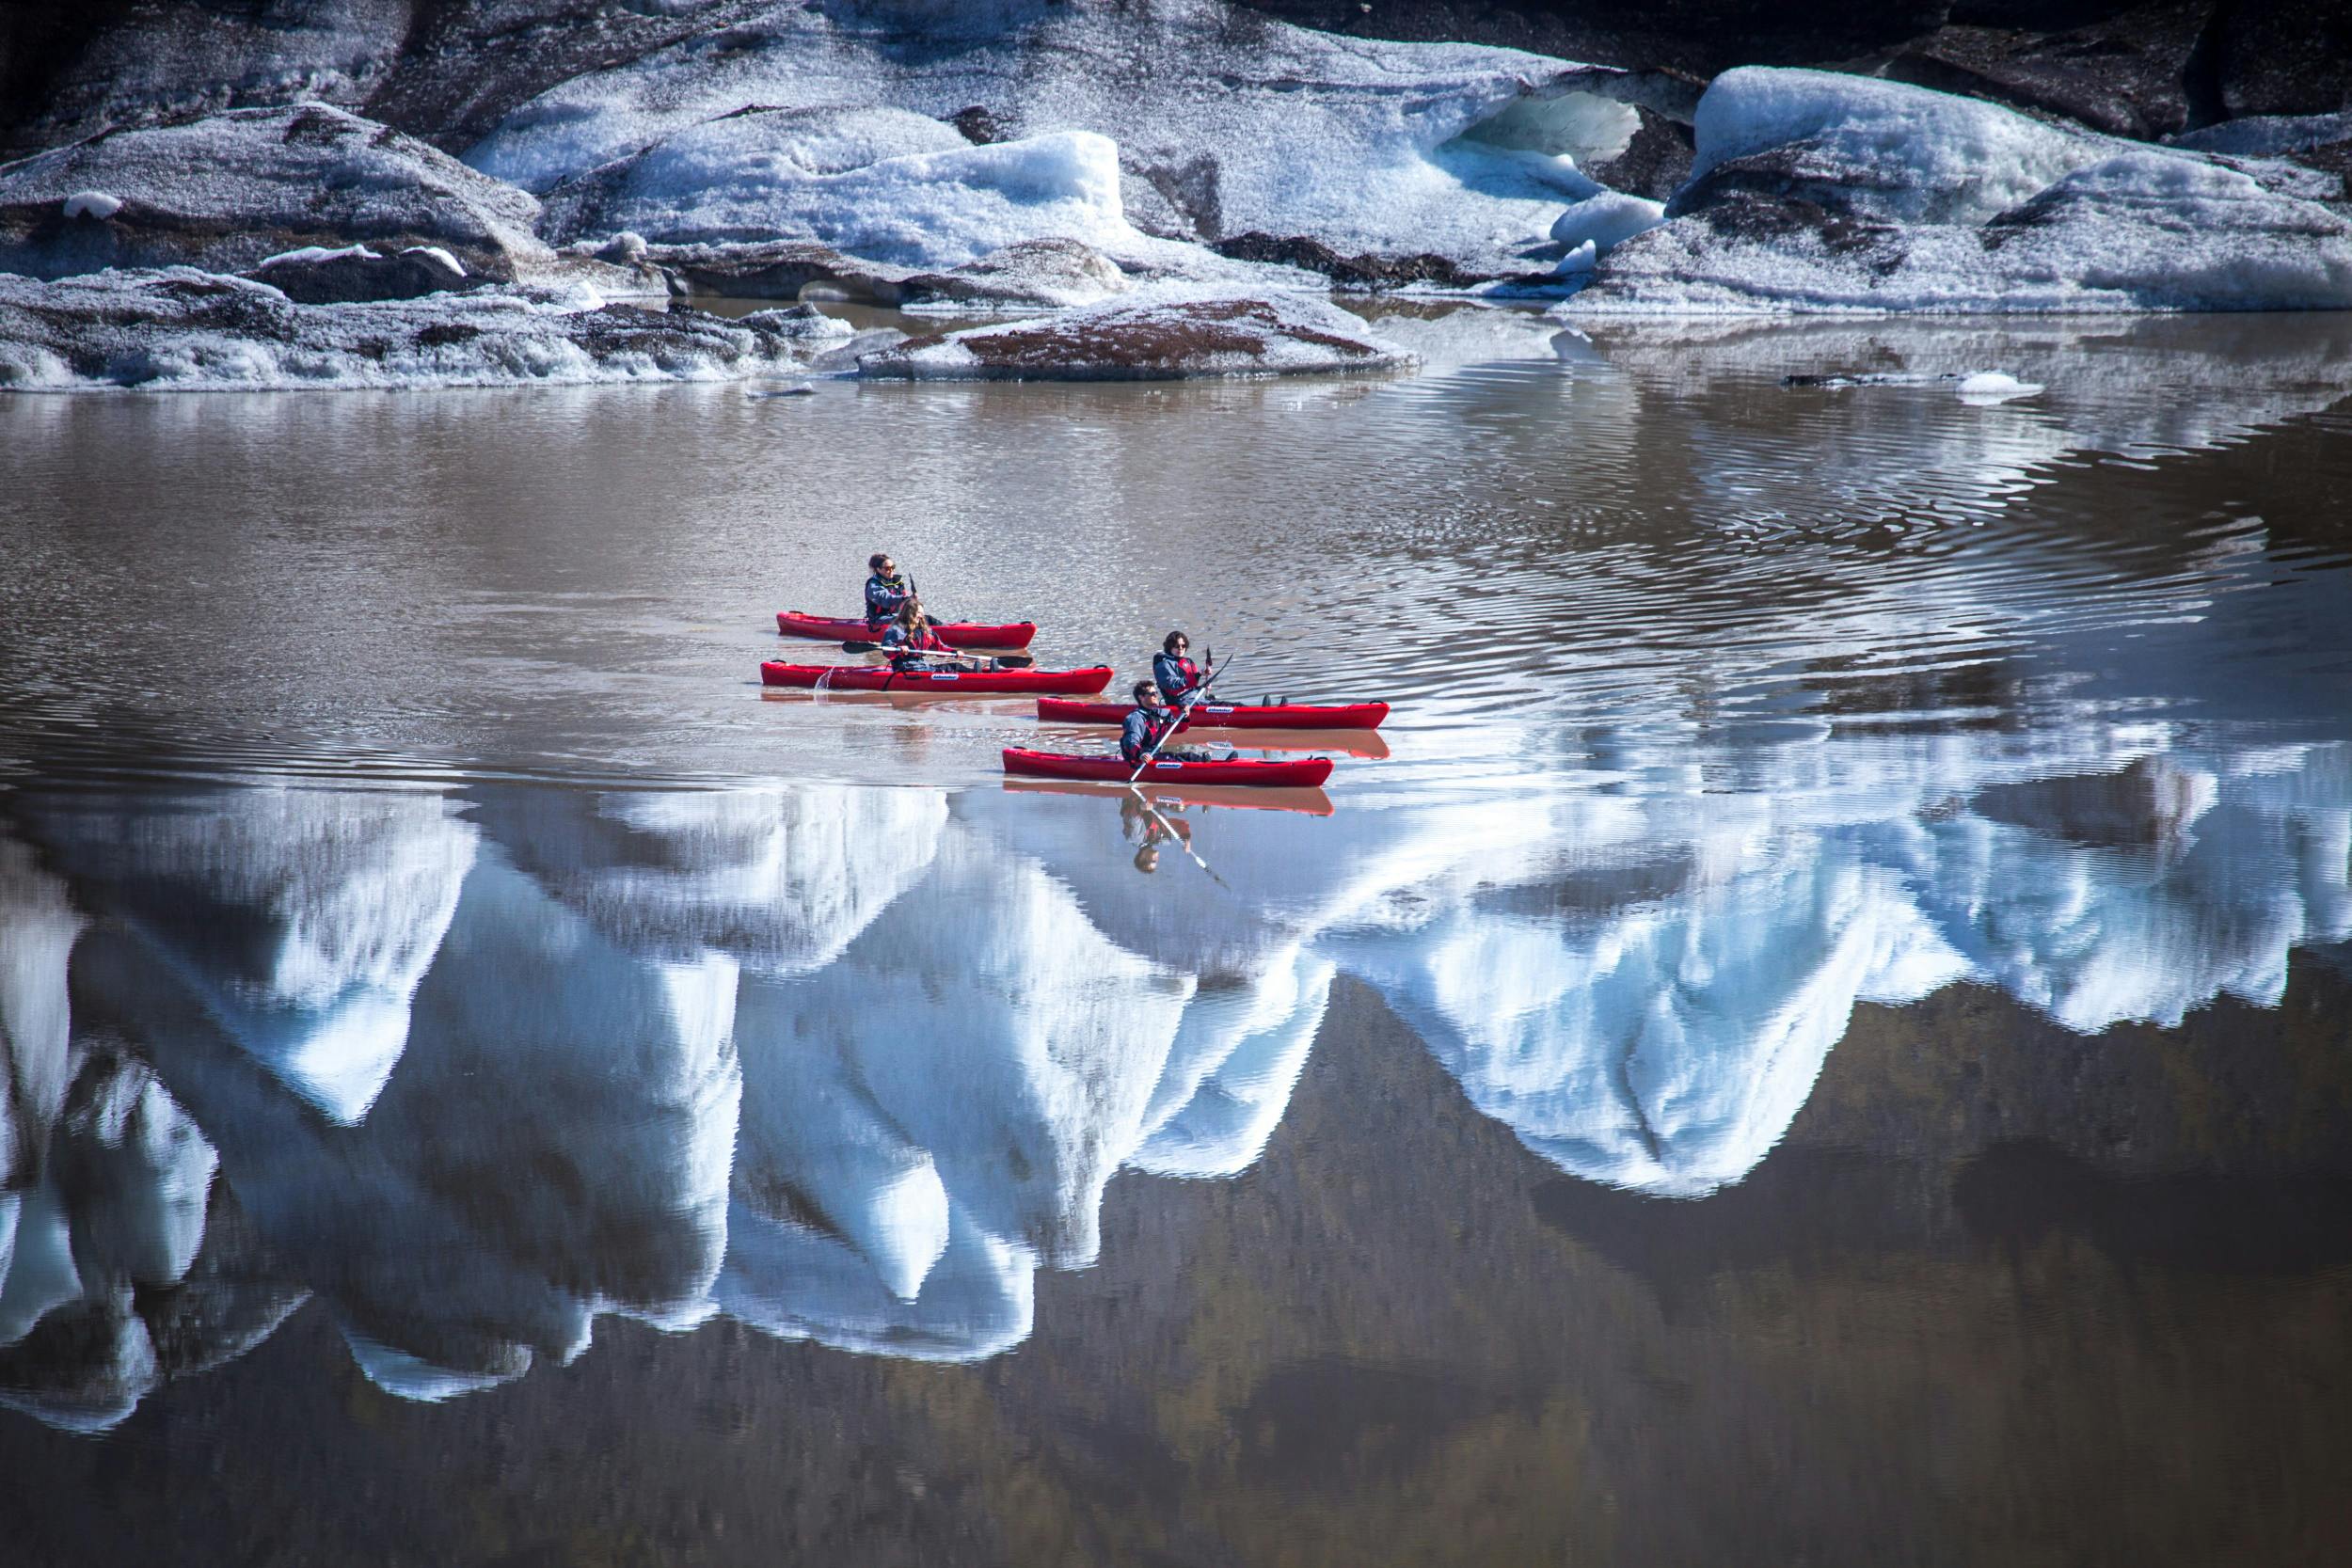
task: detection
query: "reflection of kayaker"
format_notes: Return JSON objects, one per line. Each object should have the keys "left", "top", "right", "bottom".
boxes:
{"left": 1120, "top": 791, "right": 1193, "bottom": 874}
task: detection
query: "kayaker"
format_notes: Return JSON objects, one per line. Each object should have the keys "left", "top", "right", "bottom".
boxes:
{"left": 865, "top": 554, "right": 914, "bottom": 626}
{"left": 1152, "top": 632, "right": 1208, "bottom": 707}
{"left": 880, "top": 596, "right": 961, "bottom": 671}
{"left": 1120, "top": 682, "right": 1223, "bottom": 766}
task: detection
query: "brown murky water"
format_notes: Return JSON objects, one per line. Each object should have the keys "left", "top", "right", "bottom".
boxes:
{"left": 1, "top": 307, "right": 2349, "bottom": 1566}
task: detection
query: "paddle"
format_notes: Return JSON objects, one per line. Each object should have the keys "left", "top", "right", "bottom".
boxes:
{"left": 1129, "top": 652, "right": 1238, "bottom": 784}
{"left": 840, "top": 641, "right": 1034, "bottom": 668}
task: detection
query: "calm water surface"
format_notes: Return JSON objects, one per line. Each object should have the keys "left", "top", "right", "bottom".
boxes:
{"left": 2, "top": 308, "right": 2350, "bottom": 1566}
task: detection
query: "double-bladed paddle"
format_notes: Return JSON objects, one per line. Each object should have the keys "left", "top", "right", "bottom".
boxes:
{"left": 839, "top": 640, "right": 1034, "bottom": 668}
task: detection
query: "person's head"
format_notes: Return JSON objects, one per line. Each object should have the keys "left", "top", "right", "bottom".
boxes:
{"left": 1162, "top": 631, "right": 1190, "bottom": 657}
{"left": 896, "top": 596, "right": 924, "bottom": 627}
{"left": 1133, "top": 845, "right": 1160, "bottom": 874}
{"left": 1132, "top": 680, "right": 1161, "bottom": 707}
{"left": 869, "top": 552, "right": 896, "bottom": 577}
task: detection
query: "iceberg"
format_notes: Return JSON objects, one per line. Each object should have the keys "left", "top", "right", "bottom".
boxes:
{"left": 1569, "top": 69, "right": 2352, "bottom": 314}
{"left": 543, "top": 110, "right": 1146, "bottom": 271}
{"left": 856, "top": 291, "right": 1410, "bottom": 381}
{"left": 0, "top": 267, "right": 851, "bottom": 393}
{"left": 1330, "top": 835, "right": 1965, "bottom": 1196}
{"left": 1131, "top": 953, "right": 1336, "bottom": 1180}
{"left": 0, "top": 104, "right": 580, "bottom": 285}
{"left": 0, "top": 1053, "right": 218, "bottom": 1433}
{"left": 54, "top": 841, "right": 745, "bottom": 1402}
{"left": 468, "top": 0, "right": 1616, "bottom": 278}
{"left": 470, "top": 782, "right": 948, "bottom": 975}
{"left": 17, "top": 784, "right": 477, "bottom": 1123}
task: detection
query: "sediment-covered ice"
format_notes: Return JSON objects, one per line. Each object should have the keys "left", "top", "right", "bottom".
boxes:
{"left": 1567, "top": 68, "right": 2352, "bottom": 313}
{"left": 0, "top": 267, "right": 851, "bottom": 392}
{"left": 467, "top": 0, "right": 1613, "bottom": 278}
{"left": 857, "top": 291, "right": 1410, "bottom": 381}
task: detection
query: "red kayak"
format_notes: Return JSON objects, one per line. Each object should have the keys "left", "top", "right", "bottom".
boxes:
{"left": 762, "top": 661, "right": 1112, "bottom": 694}
{"left": 1035, "top": 697, "right": 1389, "bottom": 731}
{"left": 776, "top": 610, "right": 1036, "bottom": 649}
{"left": 1003, "top": 748, "right": 1333, "bottom": 787}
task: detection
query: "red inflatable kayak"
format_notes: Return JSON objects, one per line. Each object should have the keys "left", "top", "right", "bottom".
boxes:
{"left": 762, "top": 661, "right": 1112, "bottom": 694}
{"left": 776, "top": 611, "right": 1036, "bottom": 649}
{"left": 1035, "top": 697, "right": 1390, "bottom": 730}
{"left": 1002, "top": 748, "right": 1334, "bottom": 787}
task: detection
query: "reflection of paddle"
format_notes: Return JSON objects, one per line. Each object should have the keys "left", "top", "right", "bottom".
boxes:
{"left": 1125, "top": 784, "right": 1228, "bottom": 888}
{"left": 840, "top": 640, "right": 1034, "bottom": 668}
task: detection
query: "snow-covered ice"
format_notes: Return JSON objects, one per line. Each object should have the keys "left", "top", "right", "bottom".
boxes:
{"left": 0, "top": 268, "right": 851, "bottom": 392}
{"left": 541, "top": 109, "right": 1144, "bottom": 270}
{"left": 1568, "top": 69, "right": 2352, "bottom": 314}
{"left": 467, "top": 0, "right": 1614, "bottom": 279}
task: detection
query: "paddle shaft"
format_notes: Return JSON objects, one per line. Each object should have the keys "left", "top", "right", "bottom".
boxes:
{"left": 840, "top": 640, "right": 1031, "bottom": 667}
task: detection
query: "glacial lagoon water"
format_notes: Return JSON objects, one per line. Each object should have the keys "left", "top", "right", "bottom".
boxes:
{"left": 2, "top": 307, "right": 2350, "bottom": 1566}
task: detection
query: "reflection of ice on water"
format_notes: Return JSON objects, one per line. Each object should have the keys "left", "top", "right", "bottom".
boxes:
{"left": 1, "top": 721, "right": 2348, "bottom": 1423}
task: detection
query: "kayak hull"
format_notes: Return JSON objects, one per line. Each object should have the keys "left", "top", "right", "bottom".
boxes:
{"left": 762, "top": 661, "right": 1112, "bottom": 694}
{"left": 777, "top": 610, "right": 1036, "bottom": 649}
{"left": 1002, "top": 747, "right": 1333, "bottom": 787}
{"left": 1035, "top": 697, "right": 1389, "bottom": 730}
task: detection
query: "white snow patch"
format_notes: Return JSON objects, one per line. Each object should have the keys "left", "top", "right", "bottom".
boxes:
{"left": 1549, "top": 190, "right": 1664, "bottom": 255}
{"left": 400, "top": 245, "right": 467, "bottom": 277}
{"left": 1955, "top": 371, "right": 2042, "bottom": 404}
{"left": 257, "top": 244, "right": 379, "bottom": 270}
{"left": 60, "top": 190, "right": 123, "bottom": 221}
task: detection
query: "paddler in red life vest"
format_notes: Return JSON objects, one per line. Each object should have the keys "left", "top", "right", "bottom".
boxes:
{"left": 865, "top": 553, "right": 914, "bottom": 628}
{"left": 1120, "top": 681, "right": 1224, "bottom": 765}
{"left": 1152, "top": 631, "right": 1208, "bottom": 708}
{"left": 880, "top": 596, "right": 962, "bottom": 672}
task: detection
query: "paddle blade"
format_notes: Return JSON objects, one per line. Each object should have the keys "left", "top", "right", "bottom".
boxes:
{"left": 840, "top": 640, "right": 882, "bottom": 653}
